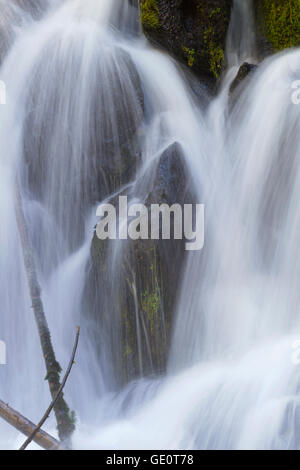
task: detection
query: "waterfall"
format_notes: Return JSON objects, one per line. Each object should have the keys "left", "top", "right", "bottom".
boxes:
{"left": 226, "top": 0, "right": 257, "bottom": 67}
{"left": 0, "top": 0, "right": 300, "bottom": 450}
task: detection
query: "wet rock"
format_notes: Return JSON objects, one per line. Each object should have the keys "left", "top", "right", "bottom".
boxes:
{"left": 229, "top": 62, "right": 258, "bottom": 94}
{"left": 23, "top": 44, "right": 144, "bottom": 250}
{"left": 84, "top": 142, "right": 197, "bottom": 387}
{"left": 254, "top": 0, "right": 300, "bottom": 58}
{"left": 139, "top": 0, "right": 232, "bottom": 86}
{"left": 14, "top": 0, "right": 48, "bottom": 18}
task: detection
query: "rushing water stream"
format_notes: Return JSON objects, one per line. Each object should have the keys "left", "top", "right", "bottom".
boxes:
{"left": 0, "top": 0, "right": 300, "bottom": 450}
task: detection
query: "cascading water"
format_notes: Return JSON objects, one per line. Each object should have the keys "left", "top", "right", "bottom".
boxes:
{"left": 0, "top": 0, "right": 300, "bottom": 450}
{"left": 226, "top": 0, "right": 256, "bottom": 68}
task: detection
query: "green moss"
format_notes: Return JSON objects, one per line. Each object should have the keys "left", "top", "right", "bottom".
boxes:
{"left": 140, "top": 0, "right": 159, "bottom": 29}
{"left": 203, "top": 25, "right": 225, "bottom": 79}
{"left": 203, "top": 6, "right": 226, "bottom": 78}
{"left": 123, "top": 344, "right": 133, "bottom": 359}
{"left": 209, "top": 7, "right": 222, "bottom": 18}
{"left": 141, "top": 286, "right": 161, "bottom": 335}
{"left": 182, "top": 46, "right": 196, "bottom": 67}
{"left": 139, "top": 0, "right": 231, "bottom": 82}
{"left": 208, "top": 43, "right": 225, "bottom": 78}
{"left": 258, "top": 0, "right": 300, "bottom": 51}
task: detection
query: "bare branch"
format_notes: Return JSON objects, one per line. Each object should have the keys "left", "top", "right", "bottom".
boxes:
{"left": 0, "top": 400, "right": 64, "bottom": 450}
{"left": 15, "top": 182, "right": 75, "bottom": 444}
{"left": 19, "top": 326, "right": 80, "bottom": 451}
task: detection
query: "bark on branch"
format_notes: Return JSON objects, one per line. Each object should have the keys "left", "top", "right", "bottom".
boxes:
{"left": 15, "top": 183, "right": 75, "bottom": 445}
{"left": 20, "top": 326, "right": 80, "bottom": 450}
{"left": 0, "top": 400, "right": 63, "bottom": 450}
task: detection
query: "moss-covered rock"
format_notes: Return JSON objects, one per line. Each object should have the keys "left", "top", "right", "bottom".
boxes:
{"left": 254, "top": 0, "right": 300, "bottom": 56}
{"left": 84, "top": 142, "right": 197, "bottom": 387}
{"left": 140, "top": 0, "right": 160, "bottom": 29}
{"left": 139, "top": 0, "right": 232, "bottom": 86}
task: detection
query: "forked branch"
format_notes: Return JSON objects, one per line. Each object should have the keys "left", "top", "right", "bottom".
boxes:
{"left": 19, "top": 326, "right": 80, "bottom": 450}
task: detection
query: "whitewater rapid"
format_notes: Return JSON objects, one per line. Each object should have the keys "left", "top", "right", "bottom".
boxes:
{"left": 0, "top": 0, "right": 300, "bottom": 450}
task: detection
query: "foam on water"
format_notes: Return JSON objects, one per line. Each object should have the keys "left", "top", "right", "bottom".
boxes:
{"left": 1, "top": 0, "right": 300, "bottom": 450}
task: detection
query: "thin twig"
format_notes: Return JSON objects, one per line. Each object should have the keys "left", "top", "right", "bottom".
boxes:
{"left": 19, "top": 326, "right": 80, "bottom": 451}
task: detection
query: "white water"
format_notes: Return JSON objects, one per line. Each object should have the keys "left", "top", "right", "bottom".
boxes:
{"left": 0, "top": 0, "right": 300, "bottom": 450}
{"left": 226, "top": 0, "right": 256, "bottom": 67}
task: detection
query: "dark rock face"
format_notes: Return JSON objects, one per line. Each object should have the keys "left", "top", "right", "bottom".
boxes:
{"left": 254, "top": 0, "right": 300, "bottom": 58}
{"left": 229, "top": 62, "right": 258, "bottom": 94}
{"left": 23, "top": 44, "right": 143, "bottom": 251}
{"left": 84, "top": 142, "right": 196, "bottom": 387}
{"left": 14, "top": 0, "right": 48, "bottom": 17}
{"left": 139, "top": 0, "right": 232, "bottom": 86}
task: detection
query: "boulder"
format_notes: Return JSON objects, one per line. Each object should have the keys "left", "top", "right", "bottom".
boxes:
{"left": 229, "top": 62, "right": 258, "bottom": 94}
{"left": 254, "top": 0, "right": 300, "bottom": 58}
{"left": 84, "top": 142, "right": 197, "bottom": 387}
{"left": 23, "top": 44, "right": 143, "bottom": 250}
{"left": 139, "top": 0, "right": 232, "bottom": 86}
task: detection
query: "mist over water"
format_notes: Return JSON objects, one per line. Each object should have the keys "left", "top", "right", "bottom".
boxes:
{"left": 0, "top": 0, "right": 300, "bottom": 450}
